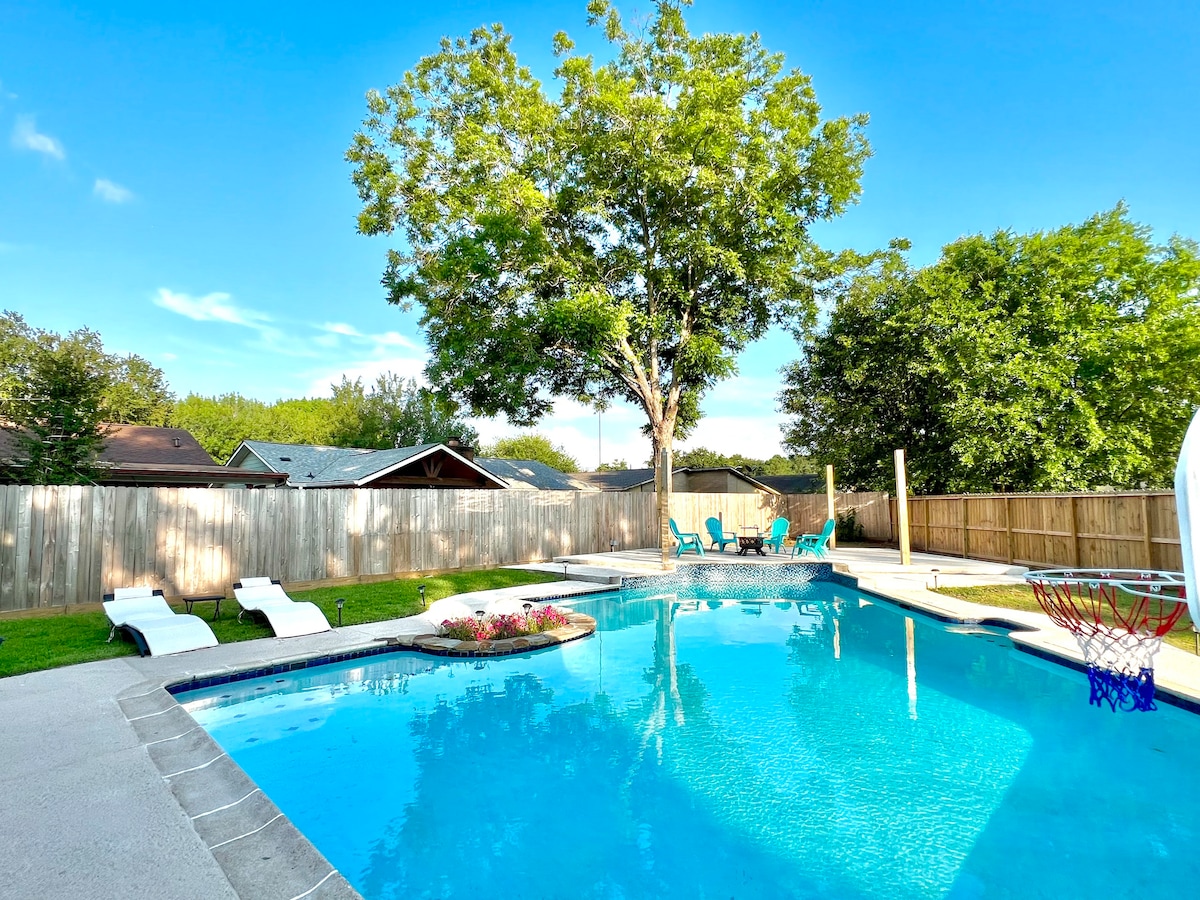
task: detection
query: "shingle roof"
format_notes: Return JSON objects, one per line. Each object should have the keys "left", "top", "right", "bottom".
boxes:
{"left": 234, "top": 440, "right": 508, "bottom": 488}
{"left": 570, "top": 468, "right": 656, "bottom": 490}
{"left": 0, "top": 423, "right": 217, "bottom": 466}
{"left": 476, "top": 458, "right": 599, "bottom": 491}
{"left": 756, "top": 474, "right": 824, "bottom": 494}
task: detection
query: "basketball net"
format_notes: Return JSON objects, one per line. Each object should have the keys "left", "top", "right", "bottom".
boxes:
{"left": 1025, "top": 571, "right": 1187, "bottom": 712}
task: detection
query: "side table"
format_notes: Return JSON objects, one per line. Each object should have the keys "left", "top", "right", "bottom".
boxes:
{"left": 183, "top": 594, "right": 224, "bottom": 619}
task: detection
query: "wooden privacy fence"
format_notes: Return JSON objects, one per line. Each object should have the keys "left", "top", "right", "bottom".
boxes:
{"left": 896, "top": 491, "right": 1181, "bottom": 572}
{"left": 0, "top": 485, "right": 888, "bottom": 612}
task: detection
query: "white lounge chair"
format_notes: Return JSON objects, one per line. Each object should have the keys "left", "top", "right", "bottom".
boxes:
{"left": 233, "top": 578, "right": 331, "bottom": 638}
{"left": 103, "top": 587, "right": 219, "bottom": 657}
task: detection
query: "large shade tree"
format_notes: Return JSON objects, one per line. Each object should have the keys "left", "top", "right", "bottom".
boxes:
{"left": 780, "top": 206, "right": 1200, "bottom": 494}
{"left": 347, "top": 0, "right": 869, "bottom": 560}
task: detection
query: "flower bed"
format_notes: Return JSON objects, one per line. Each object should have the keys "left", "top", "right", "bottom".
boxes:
{"left": 392, "top": 606, "right": 596, "bottom": 658}
{"left": 440, "top": 607, "right": 570, "bottom": 641}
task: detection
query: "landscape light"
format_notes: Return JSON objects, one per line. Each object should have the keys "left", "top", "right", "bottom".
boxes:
{"left": 419, "top": 584, "right": 426, "bottom": 608}
{"left": 335, "top": 597, "right": 345, "bottom": 627}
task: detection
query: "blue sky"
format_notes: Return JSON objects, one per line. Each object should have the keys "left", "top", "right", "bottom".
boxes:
{"left": 2, "top": 0, "right": 1197, "bottom": 468}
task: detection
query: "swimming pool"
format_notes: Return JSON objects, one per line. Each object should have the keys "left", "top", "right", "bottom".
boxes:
{"left": 181, "top": 578, "right": 1200, "bottom": 899}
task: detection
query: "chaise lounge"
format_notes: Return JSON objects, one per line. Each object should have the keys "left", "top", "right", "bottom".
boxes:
{"left": 233, "top": 578, "right": 332, "bottom": 638}
{"left": 103, "top": 587, "right": 220, "bottom": 656}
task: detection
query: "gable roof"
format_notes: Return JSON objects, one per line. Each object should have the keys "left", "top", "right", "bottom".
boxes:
{"left": 229, "top": 440, "right": 509, "bottom": 489}
{"left": 476, "top": 458, "right": 599, "bottom": 491}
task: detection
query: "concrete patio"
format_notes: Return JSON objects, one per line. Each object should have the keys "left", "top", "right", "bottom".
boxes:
{"left": 2, "top": 547, "right": 1197, "bottom": 899}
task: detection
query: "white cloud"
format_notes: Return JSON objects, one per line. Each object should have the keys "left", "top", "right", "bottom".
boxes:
{"left": 12, "top": 115, "right": 64, "bottom": 160}
{"left": 302, "top": 355, "right": 427, "bottom": 397}
{"left": 314, "top": 322, "right": 420, "bottom": 353}
{"left": 154, "top": 288, "right": 274, "bottom": 331}
{"left": 320, "top": 322, "right": 361, "bottom": 337}
{"left": 93, "top": 178, "right": 133, "bottom": 203}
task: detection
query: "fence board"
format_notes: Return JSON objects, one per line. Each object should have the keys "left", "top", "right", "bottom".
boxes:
{"left": 896, "top": 491, "right": 1180, "bottom": 572}
{"left": 0, "top": 483, "right": 1051, "bottom": 612}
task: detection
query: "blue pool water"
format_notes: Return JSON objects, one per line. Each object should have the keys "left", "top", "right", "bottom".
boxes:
{"left": 181, "top": 580, "right": 1200, "bottom": 899}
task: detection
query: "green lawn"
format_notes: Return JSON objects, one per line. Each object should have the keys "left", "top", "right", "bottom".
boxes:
{"left": 0, "top": 569, "right": 560, "bottom": 679}
{"left": 931, "top": 583, "right": 1198, "bottom": 653}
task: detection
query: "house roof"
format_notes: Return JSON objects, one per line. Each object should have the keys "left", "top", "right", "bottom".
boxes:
{"left": 570, "top": 466, "right": 779, "bottom": 493}
{"left": 230, "top": 440, "right": 509, "bottom": 489}
{"left": 0, "top": 424, "right": 286, "bottom": 486}
{"left": 0, "top": 423, "right": 217, "bottom": 466}
{"left": 476, "top": 458, "right": 600, "bottom": 491}
{"left": 98, "top": 424, "right": 218, "bottom": 466}
{"left": 756, "top": 474, "right": 824, "bottom": 494}
{"left": 570, "top": 468, "right": 657, "bottom": 490}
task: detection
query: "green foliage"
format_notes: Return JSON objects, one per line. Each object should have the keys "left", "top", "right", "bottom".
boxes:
{"left": 347, "top": 0, "right": 870, "bottom": 463}
{"left": 781, "top": 206, "right": 1200, "bottom": 493}
{"left": 0, "top": 312, "right": 175, "bottom": 482}
{"left": 171, "top": 375, "right": 478, "bottom": 462}
{"left": 672, "top": 446, "right": 817, "bottom": 477}
{"left": 596, "top": 459, "right": 629, "bottom": 471}
{"left": 328, "top": 374, "right": 479, "bottom": 450}
{"left": 0, "top": 312, "right": 173, "bottom": 428}
{"left": 6, "top": 336, "right": 108, "bottom": 484}
{"left": 483, "top": 433, "right": 580, "bottom": 472}
{"left": 834, "top": 509, "right": 865, "bottom": 543}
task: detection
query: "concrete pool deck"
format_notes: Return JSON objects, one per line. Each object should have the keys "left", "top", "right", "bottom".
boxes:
{"left": 3, "top": 549, "right": 1199, "bottom": 899}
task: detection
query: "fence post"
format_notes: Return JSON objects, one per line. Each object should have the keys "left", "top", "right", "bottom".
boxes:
{"left": 894, "top": 449, "right": 911, "bottom": 566}
{"left": 1142, "top": 494, "right": 1154, "bottom": 568}
{"left": 1069, "top": 496, "right": 1081, "bottom": 568}
{"left": 961, "top": 496, "right": 969, "bottom": 559}
{"left": 825, "top": 464, "right": 837, "bottom": 550}
{"left": 1005, "top": 497, "right": 1015, "bottom": 564}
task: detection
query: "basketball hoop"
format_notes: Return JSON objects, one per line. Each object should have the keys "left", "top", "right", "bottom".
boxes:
{"left": 1024, "top": 569, "right": 1188, "bottom": 712}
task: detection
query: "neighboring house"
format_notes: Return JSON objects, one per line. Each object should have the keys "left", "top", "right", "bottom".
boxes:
{"left": 756, "top": 474, "right": 823, "bottom": 494}
{"left": 475, "top": 458, "right": 599, "bottom": 491}
{"left": 226, "top": 439, "right": 508, "bottom": 489}
{"left": 0, "top": 423, "right": 288, "bottom": 487}
{"left": 571, "top": 466, "right": 779, "bottom": 495}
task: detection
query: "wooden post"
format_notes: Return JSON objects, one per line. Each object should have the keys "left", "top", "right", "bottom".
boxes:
{"left": 961, "top": 496, "right": 969, "bottom": 559}
{"left": 1141, "top": 493, "right": 1154, "bottom": 569}
{"left": 659, "top": 447, "right": 673, "bottom": 570}
{"left": 825, "top": 464, "right": 837, "bottom": 550}
{"left": 1069, "top": 495, "right": 1081, "bottom": 568}
{"left": 1005, "top": 497, "right": 1015, "bottom": 564}
{"left": 894, "top": 449, "right": 911, "bottom": 566}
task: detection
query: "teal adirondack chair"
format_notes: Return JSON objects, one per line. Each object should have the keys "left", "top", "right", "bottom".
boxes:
{"left": 669, "top": 518, "right": 706, "bottom": 557}
{"left": 761, "top": 517, "right": 790, "bottom": 553}
{"left": 792, "top": 519, "right": 835, "bottom": 559}
{"left": 704, "top": 517, "right": 738, "bottom": 552}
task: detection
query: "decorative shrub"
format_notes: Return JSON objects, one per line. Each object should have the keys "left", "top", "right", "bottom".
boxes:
{"left": 440, "top": 606, "right": 570, "bottom": 641}
{"left": 835, "top": 508, "right": 866, "bottom": 542}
